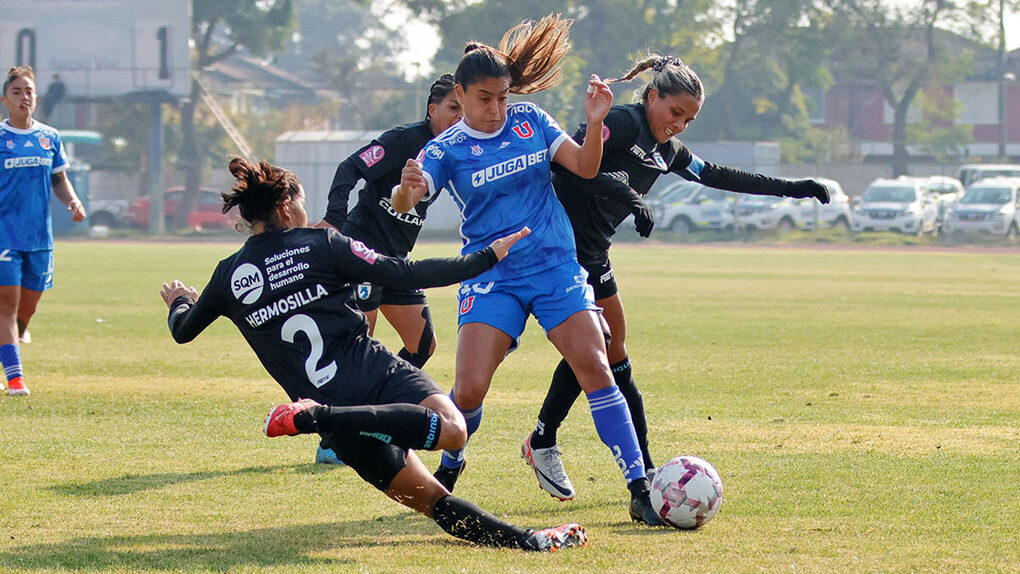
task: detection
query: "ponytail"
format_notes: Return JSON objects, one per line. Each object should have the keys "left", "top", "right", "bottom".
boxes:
{"left": 455, "top": 14, "right": 573, "bottom": 95}
{"left": 222, "top": 157, "right": 302, "bottom": 230}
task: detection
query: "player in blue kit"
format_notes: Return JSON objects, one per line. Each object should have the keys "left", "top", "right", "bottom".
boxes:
{"left": 161, "top": 157, "right": 586, "bottom": 551}
{"left": 0, "top": 66, "right": 86, "bottom": 396}
{"left": 394, "top": 15, "right": 665, "bottom": 525}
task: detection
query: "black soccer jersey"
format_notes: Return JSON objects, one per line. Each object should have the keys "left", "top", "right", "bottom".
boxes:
{"left": 554, "top": 103, "right": 795, "bottom": 262}
{"left": 166, "top": 227, "right": 496, "bottom": 404}
{"left": 323, "top": 121, "right": 437, "bottom": 257}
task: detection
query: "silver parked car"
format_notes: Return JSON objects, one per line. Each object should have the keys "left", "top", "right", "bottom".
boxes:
{"left": 852, "top": 176, "right": 940, "bottom": 235}
{"left": 941, "top": 177, "right": 1020, "bottom": 239}
{"left": 651, "top": 181, "right": 736, "bottom": 235}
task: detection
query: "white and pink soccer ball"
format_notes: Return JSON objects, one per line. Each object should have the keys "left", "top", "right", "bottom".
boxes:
{"left": 649, "top": 455, "right": 724, "bottom": 529}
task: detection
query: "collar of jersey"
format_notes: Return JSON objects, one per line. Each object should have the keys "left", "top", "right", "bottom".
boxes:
{"left": 1, "top": 119, "right": 39, "bottom": 134}
{"left": 456, "top": 118, "right": 507, "bottom": 140}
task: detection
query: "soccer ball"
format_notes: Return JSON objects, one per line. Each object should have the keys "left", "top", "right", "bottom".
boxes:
{"left": 649, "top": 455, "right": 723, "bottom": 529}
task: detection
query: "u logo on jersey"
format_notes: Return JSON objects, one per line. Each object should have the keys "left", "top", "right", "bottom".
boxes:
{"left": 38, "top": 137, "right": 51, "bottom": 150}
{"left": 512, "top": 121, "right": 534, "bottom": 139}
{"left": 459, "top": 295, "right": 475, "bottom": 315}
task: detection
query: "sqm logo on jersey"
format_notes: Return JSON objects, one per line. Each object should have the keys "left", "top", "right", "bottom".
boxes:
{"left": 471, "top": 145, "right": 483, "bottom": 156}
{"left": 231, "top": 263, "right": 264, "bottom": 304}
{"left": 357, "top": 283, "right": 372, "bottom": 300}
{"left": 512, "top": 121, "right": 534, "bottom": 139}
{"left": 38, "top": 137, "right": 51, "bottom": 150}
{"left": 359, "top": 145, "right": 385, "bottom": 167}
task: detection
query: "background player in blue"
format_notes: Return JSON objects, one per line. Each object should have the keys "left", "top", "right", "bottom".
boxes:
{"left": 394, "top": 15, "right": 665, "bottom": 526}
{"left": 310, "top": 74, "right": 461, "bottom": 465}
{"left": 0, "top": 66, "right": 86, "bottom": 397}
{"left": 160, "top": 157, "right": 586, "bottom": 551}
{"left": 522, "top": 54, "right": 831, "bottom": 500}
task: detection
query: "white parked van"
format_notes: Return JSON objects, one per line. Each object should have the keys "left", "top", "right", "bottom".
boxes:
{"left": 852, "top": 176, "right": 940, "bottom": 235}
{"left": 957, "top": 164, "right": 1020, "bottom": 187}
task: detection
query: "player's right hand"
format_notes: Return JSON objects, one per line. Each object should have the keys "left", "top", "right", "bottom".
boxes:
{"left": 488, "top": 227, "right": 531, "bottom": 261}
{"left": 160, "top": 279, "right": 199, "bottom": 308}
{"left": 394, "top": 159, "right": 428, "bottom": 213}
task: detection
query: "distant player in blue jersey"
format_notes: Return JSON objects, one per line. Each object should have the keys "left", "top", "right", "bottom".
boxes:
{"left": 394, "top": 15, "right": 665, "bottom": 525}
{"left": 0, "top": 66, "right": 86, "bottom": 396}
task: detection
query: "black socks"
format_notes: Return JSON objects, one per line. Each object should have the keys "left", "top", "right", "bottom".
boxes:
{"left": 294, "top": 403, "right": 442, "bottom": 450}
{"left": 432, "top": 495, "right": 528, "bottom": 548}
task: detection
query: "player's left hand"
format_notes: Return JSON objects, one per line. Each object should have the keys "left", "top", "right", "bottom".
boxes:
{"left": 160, "top": 279, "right": 199, "bottom": 308}
{"left": 583, "top": 74, "right": 613, "bottom": 124}
{"left": 488, "top": 227, "right": 531, "bottom": 261}
{"left": 67, "top": 199, "right": 86, "bottom": 222}
{"left": 630, "top": 195, "right": 655, "bottom": 238}
{"left": 786, "top": 179, "right": 830, "bottom": 204}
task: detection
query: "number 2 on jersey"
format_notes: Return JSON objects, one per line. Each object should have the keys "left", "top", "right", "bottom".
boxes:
{"left": 281, "top": 314, "right": 337, "bottom": 388}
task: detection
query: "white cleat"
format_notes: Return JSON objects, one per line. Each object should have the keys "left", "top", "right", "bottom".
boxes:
{"left": 521, "top": 433, "right": 576, "bottom": 501}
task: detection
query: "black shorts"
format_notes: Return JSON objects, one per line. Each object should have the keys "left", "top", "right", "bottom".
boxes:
{"left": 580, "top": 257, "right": 618, "bottom": 301}
{"left": 351, "top": 280, "right": 427, "bottom": 312}
{"left": 319, "top": 337, "right": 444, "bottom": 491}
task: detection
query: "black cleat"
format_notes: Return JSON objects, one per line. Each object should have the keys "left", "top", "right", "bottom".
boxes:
{"left": 434, "top": 461, "right": 466, "bottom": 493}
{"left": 629, "top": 491, "right": 665, "bottom": 526}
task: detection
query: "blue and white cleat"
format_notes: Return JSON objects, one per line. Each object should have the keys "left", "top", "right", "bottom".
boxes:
{"left": 315, "top": 445, "right": 345, "bottom": 466}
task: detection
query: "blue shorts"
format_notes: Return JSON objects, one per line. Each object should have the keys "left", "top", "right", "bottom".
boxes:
{"left": 456, "top": 260, "right": 598, "bottom": 344}
{"left": 0, "top": 249, "right": 53, "bottom": 291}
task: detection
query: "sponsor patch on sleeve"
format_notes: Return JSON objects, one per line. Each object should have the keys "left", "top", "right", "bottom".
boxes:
{"left": 601, "top": 124, "right": 610, "bottom": 143}
{"left": 349, "top": 239, "right": 380, "bottom": 264}
{"left": 359, "top": 144, "right": 385, "bottom": 168}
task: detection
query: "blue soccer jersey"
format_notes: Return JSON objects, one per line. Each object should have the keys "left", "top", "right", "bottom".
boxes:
{"left": 0, "top": 119, "right": 67, "bottom": 251}
{"left": 418, "top": 102, "right": 576, "bottom": 282}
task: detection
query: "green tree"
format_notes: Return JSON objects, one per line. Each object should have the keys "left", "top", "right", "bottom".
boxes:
{"left": 175, "top": 0, "right": 295, "bottom": 229}
{"left": 826, "top": 0, "right": 978, "bottom": 175}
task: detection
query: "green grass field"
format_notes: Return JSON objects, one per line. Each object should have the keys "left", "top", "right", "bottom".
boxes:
{"left": 1, "top": 240, "right": 1018, "bottom": 573}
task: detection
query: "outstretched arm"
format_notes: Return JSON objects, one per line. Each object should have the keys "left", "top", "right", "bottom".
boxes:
{"left": 553, "top": 75, "right": 612, "bottom": 179}
{"left": 161, "top": 279, "right": 220, "bottom": 344}
{"left": 695, "top": 163, "right": 830, "bottom": 204}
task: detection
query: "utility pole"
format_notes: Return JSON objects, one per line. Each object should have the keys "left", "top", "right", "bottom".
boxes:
{"left": 998, "top": 0, "right": 1007, "bottom": 160}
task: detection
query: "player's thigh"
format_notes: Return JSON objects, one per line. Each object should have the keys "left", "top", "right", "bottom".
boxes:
{"left": 453, "top": 322, "right": 513, "bottom": 409}
{"left": 547, "top": 310, "right": 614, "bottom": 394}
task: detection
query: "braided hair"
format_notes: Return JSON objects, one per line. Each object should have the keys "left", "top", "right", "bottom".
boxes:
{"left": 425, "top": 73, "right": 455, "bottom": 120}
{"left": 605, "top": 54, "right": 703, "bottom": 104}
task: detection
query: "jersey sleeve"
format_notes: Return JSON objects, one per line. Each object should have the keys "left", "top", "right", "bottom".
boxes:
{"left": 51, "top": 131, "right": 68, "bottom": 174}
{"left": 534, "top": 106, "right": 571, "bottom": 159}
{"left": 673, "top": 143, "right": 791, "bottom": 197}
{"left": 418, "top": 141, "right": 450, "bottom": 203}
{"left": 324, "top": 229, "right": 497, "bottom": 290}
{"left": 322, "top": 157, "right": 360, "bottom": 228}
{"left": 166, "top": 272, "right": 225, "bottom": 344}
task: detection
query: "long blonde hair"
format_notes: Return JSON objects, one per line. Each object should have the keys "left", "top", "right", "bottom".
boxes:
{"left": 455, "top": 14, "right": 573, "bottom": 95}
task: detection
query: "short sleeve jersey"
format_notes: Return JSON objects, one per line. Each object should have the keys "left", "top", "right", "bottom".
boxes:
{"left": 335, "top": 121, "right": 439, "bottom": 257}
{"left": 418, "top": 102, "right": 574, "bottom": 281}
{"left": 0, "top": 119, "right": 68, "bottom": 250}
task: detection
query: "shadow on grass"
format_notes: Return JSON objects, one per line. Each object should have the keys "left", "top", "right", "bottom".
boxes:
{"left": 47, "top": 463, "right": 337, "bottom": 497}
{"left": 0, "top": 516, "right": 459, "bottom": 571}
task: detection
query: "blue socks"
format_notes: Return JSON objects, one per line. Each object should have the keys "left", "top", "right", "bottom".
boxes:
{"left": 441, "top": 391, "right": 482, "bottom": 470}
{"left": 1, "top": 344, "right": 23, "bottom": 383}
{"left": 586, "top": 385, "right": 646, "bottom": 484}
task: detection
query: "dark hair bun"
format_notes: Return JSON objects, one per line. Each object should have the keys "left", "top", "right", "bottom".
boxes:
{"left": 464, "top": 42, "right": 486, "bottom": 54}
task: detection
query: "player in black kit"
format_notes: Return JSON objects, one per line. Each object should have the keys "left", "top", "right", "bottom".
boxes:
{"left": 311, "top": 75, "right": 462, "bottom": 464}
{"left": 520, "top": 55, "right": 830, "bottom": 503}
{"left": 160, "top": 158, "right": 586, "bottom": 552}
